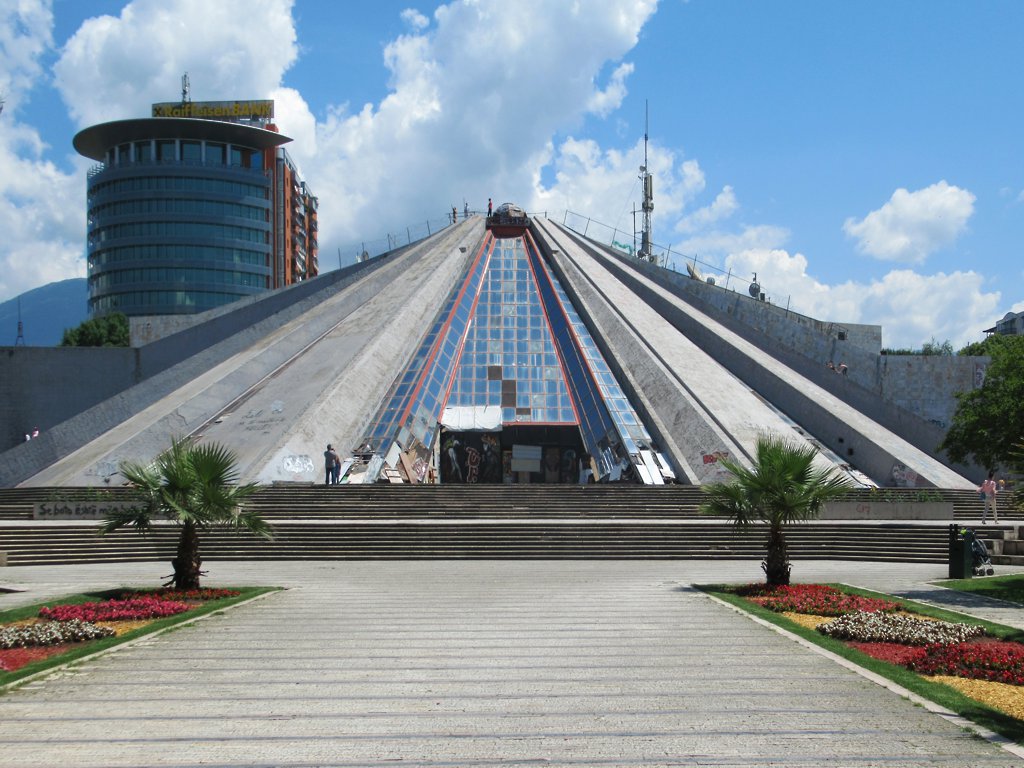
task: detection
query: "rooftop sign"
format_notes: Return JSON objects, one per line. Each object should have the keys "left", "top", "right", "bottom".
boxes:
{"left": 151, "top": 100, "right": 274, "bottom": 121}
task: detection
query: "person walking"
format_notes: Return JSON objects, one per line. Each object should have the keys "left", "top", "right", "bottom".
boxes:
{"left": 487, "top": 198, "right": 493, "bottom": 217}
{"left": 324, "top": 444, "right": 340, "bottom": 486}
{"left": 979, "top": 470, "right": 999, "bottom": 524}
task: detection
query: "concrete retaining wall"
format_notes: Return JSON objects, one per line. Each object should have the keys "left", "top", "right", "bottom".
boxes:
{"left": 0, "top": 254, "right": 396, "bottom": 454}
{"left": 0, "top": 346, "right": 138, "bottom": 450}
{"left": 612, "top": 249, "right": 983, "bottom": 432}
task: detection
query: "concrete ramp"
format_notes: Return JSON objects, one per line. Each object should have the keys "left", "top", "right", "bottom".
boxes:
{"left": 20, "top": 222, "right": 484, "bottom": 487}
{"left": 532, "top": 218, "right": 973, "bottom": 490}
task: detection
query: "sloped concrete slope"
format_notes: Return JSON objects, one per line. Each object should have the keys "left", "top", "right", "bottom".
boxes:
{"left": 533, "top": 218, "right": 973, "bottom": 490}
{"left": 18, "top": 221, "right": 483, "bottom": 487}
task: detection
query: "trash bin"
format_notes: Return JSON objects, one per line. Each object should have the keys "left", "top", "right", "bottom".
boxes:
{"left": 948, "top": 525, "right": 973, "bottom": 579}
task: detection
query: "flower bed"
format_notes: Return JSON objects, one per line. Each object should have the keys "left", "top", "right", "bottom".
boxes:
{"left": 39, "top": 596, "right": 191, "bottom": 623}
{"left": 727, "top": 582, "right": 1024, "bottom": 725}
{"left": 0, "top": 620, "right": 115, "bottom": 649}
{"left": 1, "top": 587, "right": 259, "bottom": 676}
{"left": 739, "top": 583, "right": 900, "bottom": 616}
{"left": 818, "top": 611, "right": 987, "bottom": 645}
{"left": 116, "top": 588, "right": 241, "bottom": 602}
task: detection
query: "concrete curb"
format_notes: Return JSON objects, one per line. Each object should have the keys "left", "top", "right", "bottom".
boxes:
{"left": 0, "top": 587, "right": 281, "bottom": 695}
{"left": 702, "top": 591, "right": 1024, "bottom": 759}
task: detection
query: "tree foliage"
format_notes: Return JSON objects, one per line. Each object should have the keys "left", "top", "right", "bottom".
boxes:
{"left": 101, "top": 437, "right": 271, "bottom": 589}
{"left": 60, "top": 312, "right": 129, "bottom": 347}
{"left": 700, "top": 434, "right": 852, "bottom": 586}
{"left": 941, "top": 335, "right": 1024, "bottom": 470}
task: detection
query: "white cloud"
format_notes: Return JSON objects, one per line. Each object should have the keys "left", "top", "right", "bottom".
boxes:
{"left": 53, "top": 0, "right": 298, "bottom": 128}
{"left": 0, "top": 0, "right": 52, "bottom": 106}
{"left": 587, "top": 62, "right": 634, "bottom": 118}
{"left": 531, "top": 137, "right": 705, "bottom": 239}
{"left": 675, "top": 224, "right": 790, "bottom": 261}
{"left": 675, "top": 185, "right": 738, "bottom": 234}
{"left": 722, "top": 248, "right": 1000, "bottom": 349}
{"left": 0, "top": 0, "right": 86, "bottom": 303}
{"left": 401, "top": 8, "right": 430, "bottom": 30}
{"left": 303, "top": 0, "right": 658, "bottom": 248}
{"left": 843, "top": 180, "right": 976, "bottom": 264}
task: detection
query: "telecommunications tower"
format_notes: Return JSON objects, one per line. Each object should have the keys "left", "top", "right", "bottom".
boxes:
{"left": 638, "top": 101, "right": 654, "bottom": 263}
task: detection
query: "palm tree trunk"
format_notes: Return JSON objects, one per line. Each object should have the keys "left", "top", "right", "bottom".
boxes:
{"left": 762, "top": 522, "right": 791, "bottom": 586}
{"left": 172, "top": 520, "right": 203, "bottom": 590}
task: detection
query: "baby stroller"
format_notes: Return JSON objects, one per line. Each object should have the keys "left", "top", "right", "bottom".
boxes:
{"left": 962, "top": 528, "right": 995, "bottom": 576}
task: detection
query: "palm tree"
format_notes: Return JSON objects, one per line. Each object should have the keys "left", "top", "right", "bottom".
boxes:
{"left": 100, "top": 437, "right": 272, "bottom": 589}
{"left": 700, "top": 434, "right": 851, "bottom": 586}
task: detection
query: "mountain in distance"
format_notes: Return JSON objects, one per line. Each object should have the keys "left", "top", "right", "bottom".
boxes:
{"left": 0, "top": 278, "right": 88, "bottom": 347}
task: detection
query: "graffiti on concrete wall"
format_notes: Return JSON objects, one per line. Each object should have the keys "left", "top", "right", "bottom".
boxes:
{"left": 281, "top": 454, "right": 315, "bottom": 475}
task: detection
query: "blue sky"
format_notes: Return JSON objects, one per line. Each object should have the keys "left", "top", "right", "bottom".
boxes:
{"left": 1, "top": 0, "right": 1021, "bottom": 348}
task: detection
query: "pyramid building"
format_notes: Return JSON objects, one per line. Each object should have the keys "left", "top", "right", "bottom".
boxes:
{"left": 2, "top": 211, "right": 974, "bottom": 490}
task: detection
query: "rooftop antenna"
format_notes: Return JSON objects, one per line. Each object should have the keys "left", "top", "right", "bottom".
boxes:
{"left": 638, "top": 100, "right": 654, "bottom": 263}
{"left": 181, "top": 72, "right": 191, "bottom": 104}
{"left": 14, "top": 298, "right": 26, "bottom": 346}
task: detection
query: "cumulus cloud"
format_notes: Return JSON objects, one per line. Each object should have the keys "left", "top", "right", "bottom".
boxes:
{"left": 53, "top": 0, "right": 298, "bottom": 128}
{"left": 842, "top": 180, "right": 976, "bottom": 264}
{"left": 675, "top": 223, "right": 790, "bottom": 261}
{"left": 303, "top": 0, "right": 657, "bottom": 247}
{"left": 721, "top": 248, "right": 1000, "bottom": 349}
{"left": 587, "top": 62, "right": 634, "bottom": 118}
{"left": 675, "top": 185, "right": 738, "bottom": 234}
{"left": 0, "top": 0, "right": 52, "bottom": 103}
{"left": 401, "top": 8, "right": 430, "bottom": 30}
{"left": 0, "top": 0, "right": 86, "bottom": 303}
{"left": 532, "top": 137, "right": 704, "bottom": 238}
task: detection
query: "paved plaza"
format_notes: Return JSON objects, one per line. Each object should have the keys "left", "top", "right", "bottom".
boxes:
{"left": 2, "top": 559, "right": 1024, "bottom": 767}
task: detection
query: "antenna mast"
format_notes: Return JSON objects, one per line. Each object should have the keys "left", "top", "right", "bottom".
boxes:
{"left": 638, "top": 100, "right": 654, "bottom": 263}
{"left": 181, "top": 72, "right": 191, "bottom": 104}
{"left": 14, "top": 298, "right": 25, "bottom": 346}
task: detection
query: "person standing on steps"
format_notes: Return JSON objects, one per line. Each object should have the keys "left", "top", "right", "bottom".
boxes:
{"left": 324, "top": 444, "right": 340, "bottom": 486}
{"left": 979, "top": 470, "right": 999, "bottom": 524}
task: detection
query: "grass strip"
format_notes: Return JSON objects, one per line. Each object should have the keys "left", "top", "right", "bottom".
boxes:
{"left": 697, "top": 583, "right": 1024, "bottom": 745}
{"left": 933, "top": 574, "right": 1024, "bottom": 607}
{"left": 0, "top": 586, "right": 279, "bottom": 691}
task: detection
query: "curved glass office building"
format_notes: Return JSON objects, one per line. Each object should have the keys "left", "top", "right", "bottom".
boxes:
{"left": 74, "top": 105, "right": 317, "bottom": 317}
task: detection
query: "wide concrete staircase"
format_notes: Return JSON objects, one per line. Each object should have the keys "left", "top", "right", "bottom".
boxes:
{"left": 1, "top": 486, "right": 1020, "bottom": 567}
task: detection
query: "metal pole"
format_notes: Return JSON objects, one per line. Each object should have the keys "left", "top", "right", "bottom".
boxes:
{"left": 584, "top": 218, "right": 591, "bottom": 237}
{"left": 407, "top": 227, "right": 411, "bottom": 244}
{"left": 724, "top": 267, "right": 732, "bottom": 291}
{"left": 427, "top": 220, "right": 431, "bottom": 236}
{"left": 632, "top": 206, "right": 637, "bottom": 255}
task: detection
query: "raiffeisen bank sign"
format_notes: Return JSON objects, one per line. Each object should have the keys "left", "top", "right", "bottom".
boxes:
{"left": 151, "top": 100, "right": 274, "bottom": 122}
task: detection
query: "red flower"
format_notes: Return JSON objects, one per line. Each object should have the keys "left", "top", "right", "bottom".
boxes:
{"left": 907, "top": 641, "right": 1024, "bottom": 686}
{"left": 39, "top": 596, "right": 191, "bottom": 623}
{"left": 0, "top": 644, "right": 75, "bottom": 672}
{"left": 739, "top": 583, "right": 899, "bottom": 616}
